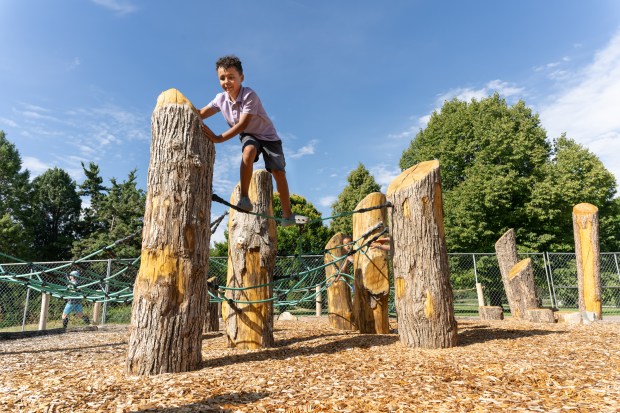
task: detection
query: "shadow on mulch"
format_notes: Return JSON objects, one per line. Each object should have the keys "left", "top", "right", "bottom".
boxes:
{"left": 201, "top": 334, "right": 399, "bottom": 369}
{"left": 457, "top": 325, "right": 566, "bottom": 346}
{"left": 0, "top": 341, "right": 126, "bottom": 356}
{"left": 131, "top": 391, "right": 270, "bottom": 413}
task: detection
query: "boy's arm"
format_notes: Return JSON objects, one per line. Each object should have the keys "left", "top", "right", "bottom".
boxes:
{"left": 206, "top": 112, "right": 253, "bottom": 143}
{"left": 198, "top": 105, "right": 219, "bottom": 120}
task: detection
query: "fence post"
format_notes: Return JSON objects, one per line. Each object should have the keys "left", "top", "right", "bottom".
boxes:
{"left": 38, "top": 293, "right": 50, "bottom": 330}
{"left": 544, "top": 252, "right": 558, "bottom": 308}
{"left": 614, "top": 253, "right": 620, "bottom": 283}
{"left": 21, "top": 268, "right": 32, "bottom": 332}
{"left": 102, "top": 259, "right": 112, "bottom": 325}
{"left": 472, "top": 254, "right": 479, "bottom": 284}
{"left": 315, "top": 284, "right": 322, "bottom": 316}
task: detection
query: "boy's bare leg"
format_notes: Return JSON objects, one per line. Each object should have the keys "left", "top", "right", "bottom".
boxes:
{"left": 240, "top": 145, "right": 257, "bottom": 198}
{"left": 271, "top": 169, "right": 292, "bottom": 218}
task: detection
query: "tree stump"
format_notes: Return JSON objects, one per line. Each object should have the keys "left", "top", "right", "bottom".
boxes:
{"left": 572, "top": 203, "right": 602, "bottom": 320}
{"left": 222, "top": 170, "right": 277, "bottom": 349}
{"left": 204, "top": 277, "right": 220, "bottom": 332}
{"left": 525, "top": 308, "right": 556, "bottom": 323}
{"left": 479, "top": 306, "right": 504, "bottom": 320}
{"left": 126, "top": 88, "right": 214, "bottom": 375}
{"left": 324, "top": 232, "right": 355, "bottom": 330}
{"left": 352, "top": 192, "right": 390, "bottom": 334}
{"left": 494, "top": 229, "right": 519, "bottom": 315}
{"left": 507, "top": 258, "right": 540, "bottom": 319}
{"left": 387, "top": 160, "right": 457, "bottom": 348}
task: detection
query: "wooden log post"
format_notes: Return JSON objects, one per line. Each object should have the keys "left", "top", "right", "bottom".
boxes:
{"left": 126, "top": 89, "right": 214, "bottom": 375}
{"left": 204, "top": 277, "right": 220, "bottom": 332}
{"left": 352, "top": 192, "right": 391, "bottom": 334}
{"left": 508, "top": 258, "right": 540, "bottom": 320}
{"left": 387, "top": 161, "right": 457, "bottom": 348}
{"left": 92, "top": 302, "right": 102, "bottom": 325}
{"left": 572, "top": 203, "right": 602, "bottom": 320}
{"left": 324, "top": 233, "right": 355, "bottom": 330}
{"left": 38, "top": 293, "right": 50, "bottom": 330}
{"left": 479, "top": 306, "right": 504, "bottom": 320}
{"left": 222, "top": 170, "right": 277, "bottom": 349}
{"left": 494, "top": 229, "right": 519, "bottom": 316}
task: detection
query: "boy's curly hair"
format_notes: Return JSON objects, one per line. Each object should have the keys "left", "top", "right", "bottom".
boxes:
{"left": 216, "top": 55, "right": 243, "bottom": 75}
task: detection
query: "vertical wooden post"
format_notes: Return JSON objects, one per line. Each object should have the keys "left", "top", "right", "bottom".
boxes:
{"left": 324, "top": 232, "right": 355, "bottom": 330}
{"left": 387, "top": 160, "right": 457, "bottom": 348}
{"left": 352, "top": 192, "right": 390, "bottom": 334}
{"left": 126, "top": 88, "right": 214, "bottom": 375}
{"left": 573, "top": 203, "right": 602, "bottom": 320}
{"left": 476, "top": 283, "right": 485, "bottom": 307}
{"left": 315, "top": 285, "right": 322, "bottom": 316}
{"left": 38, "top": 293, "right": 50, "bottom": 330}
{"left": 508, "top": 258, "right": 540, "bottom": 319}
{"left": 495, "top": 229, "right": 519, "bottom": 315}
{"left": 204, "top": 277, "right": 220, "bottom": 332}
{"left": 222, "top": 170, "right": 277, "bottom": 349}
{"left": 92, "top": 302, "right": 102, "bottom": 325}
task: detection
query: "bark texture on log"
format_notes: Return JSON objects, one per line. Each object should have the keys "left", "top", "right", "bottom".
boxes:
{"left": 204, "top": 277, "right": 220, "bottom": 332}
{"left": 572, "top": 203, "right": 602, "bottom": 320}
{"left": 479, "top": 306, "right": 504, "bottom": 320}
{"left": 324, "top": 233, "right": 355, "bottom": 330}
{"left": 507, "top": 258, "right": 540, "bottom": 320}
{"left": 352, "top": 192, "right": 390, "bottom": 334}
{"left": 525, "top": 308, "right": 556, "bottom": 323}
{"left": 494, "top": 229, "right": 519, "bottom": 316}
{"left": 127, "top": 88, "right": 214, "bottom": 376}
{"left": 222, "top": 170, "right": 277, "bottom": 349}
{"left": 387, "top": 160, "right": 457, "bottom": 348}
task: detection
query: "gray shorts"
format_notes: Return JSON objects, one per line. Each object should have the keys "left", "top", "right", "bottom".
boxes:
{"left": 240, "top": 133, "right": 287, "bottom": 172}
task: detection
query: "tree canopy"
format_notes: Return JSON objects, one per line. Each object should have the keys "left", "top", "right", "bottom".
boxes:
{"left": 329, "top": 163, "right": 381, "bottom": 236}
{"left": 399, "top": 94, "right": 618, "bottom": 252}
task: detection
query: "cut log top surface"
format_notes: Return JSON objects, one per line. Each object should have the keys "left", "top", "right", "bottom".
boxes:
{"left": 386, "top": 160, "right": 439, "bottom": 196}
{"left": 573, "top": 203, "right": 598, "bottom": 215}
{"left": 508, "top": 258, "right": 531, "bottom": 280}
{"left": 155, "top": 88, "right": 197, "bottom": 111}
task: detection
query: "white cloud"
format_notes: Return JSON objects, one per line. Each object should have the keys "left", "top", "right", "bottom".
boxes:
{"left": 289, "top": 139, "right": 317, "bottom": 159}
{"left": 0, "top": 117, "right": 18, "bottom": 128}
{"left": 91, "top": 0, "right": 138, "bottom": 15}
{"left": 540, "top": 30, "right": 620, "bottom": 185}
{"left": 318, "top": 195, "right": 337, "bottom": 208}
{"left": 369, "top": 163, "right": 401, "bottom": 192}
{"left": 437, "top": 79, "right": 524, "bottom": 104}
{"left": 22, "top": 156, "right": 51, "bottom": 177}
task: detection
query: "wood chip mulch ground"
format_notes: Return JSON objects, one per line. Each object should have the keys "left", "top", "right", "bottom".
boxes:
{"left": 1, "top": 317, "right": 619, "bottom": 413}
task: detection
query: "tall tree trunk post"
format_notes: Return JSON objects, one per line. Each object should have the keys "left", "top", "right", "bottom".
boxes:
{"left": 572, "top": 203, "right": 602, "bottom": 320}
{"left": 352, "top": 192, "right": 391, "bottom": 334}
{"left": 222, "top": 170, "right": 277, "bottom": 349}
{"left": 324, "top": 232, "right": 355, "bottom": 330}
{"left": 387, "top": 160, "right": 457, "bottom": 348}
{"left": 494, "top": 229, "right": 519, "bottom": 316}
{"left": 126, "top": 89, "right": 214, "bottom": 375}
{"left": 38, "top": 293, "right": 50, "bottom": 330}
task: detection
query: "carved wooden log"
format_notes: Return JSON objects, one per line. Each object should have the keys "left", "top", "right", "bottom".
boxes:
{"left": 324, "top": 232, "right": 355, "bottom": 330}
{"left": 127, "top": 88, "right": 214, "bottom": 375}
{"left": 204, "top": 277, "right": 220, "bottom": 332}
{"left": 387, "top": 160, "right": 457, "bottom": 348}
{"left": 572, "top": 203, "right": 602, "bottom": 320}
{"left": 494, "top": 229, "right": 519, "bottom": 315}
{"left": 525, "top": 308, "right": 556, "bottom": 323}
{"left": 507, "top": 258, "right": 540, "bottom": 319}
{"left": 352, "top": 192, "right": 390, "bottom": 334}
{"left": 222, "top": 170, "right": 277, "bottom": 349}
{"left": 479, "top": 306, "right": 504, "bottom": 320}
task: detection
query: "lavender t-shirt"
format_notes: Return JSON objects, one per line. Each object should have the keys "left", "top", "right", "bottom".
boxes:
{"left": 208, "top": 86, "right": 280, "bottom": 142}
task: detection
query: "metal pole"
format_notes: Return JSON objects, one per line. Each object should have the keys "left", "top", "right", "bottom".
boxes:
{"left": 614, "top": 253, "right": 620, "bottom": 283}
{"left": 101, "top": 259, "right": 112, "bottom": 325}
{"left": 544, "top": 252, "right": 558, "bottom": 308}
{"left": 472, "top": 253, "right": 479, "bottom": 284}
{"left": 21, "top": 284, "right": 31, "bottom": 332}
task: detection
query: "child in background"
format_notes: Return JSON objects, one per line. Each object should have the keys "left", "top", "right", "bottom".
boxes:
{"left": 62, "top": 271, "right": 90, "bottom": 329}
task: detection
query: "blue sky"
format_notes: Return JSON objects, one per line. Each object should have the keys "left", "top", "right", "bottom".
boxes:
{"left": 1, "top": 1, "right": 620, "bottom": 245}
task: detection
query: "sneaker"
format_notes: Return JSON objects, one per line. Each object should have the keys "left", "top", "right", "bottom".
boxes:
{"left": 280, "top": 214, "right": 308, "bottom": 227}
{"left": 236, "top": 196, "right": 253, "bottom": 212}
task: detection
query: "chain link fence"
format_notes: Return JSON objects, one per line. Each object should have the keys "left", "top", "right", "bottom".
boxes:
{"left": 2, "top": 253, "right": 620, "bottom": 331}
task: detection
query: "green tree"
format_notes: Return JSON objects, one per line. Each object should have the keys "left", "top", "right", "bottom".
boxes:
{"left": 0, "top": 131, "right": 32, "bottom": 258}
{"left": 76, "top": 162, "right": 108, "bottom": 237}
{"left": 330, "top": 163, "right": 381, "bottom": 235}
{"left": 399, "top": 93, "right": 617, "bottom": 252}
{"left": 29, "top": 167, "right": 82, "bottom": 260}
{"left": 526, "top": 135, "right": 617, "bottom": 251}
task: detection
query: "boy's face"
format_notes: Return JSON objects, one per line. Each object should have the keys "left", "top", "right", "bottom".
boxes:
{"left": 217, "top": 66, "right": 244, "bottom": 100}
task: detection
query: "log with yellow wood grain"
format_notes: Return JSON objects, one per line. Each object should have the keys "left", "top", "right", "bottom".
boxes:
{"left": 222, "top": 170, "right": 277, "bottom": 349}
{"left": 387, "top": 160, "right": 457, "bottom": 348}
{"left": 127, "top": 88, "right": 214, "bottom": 375}
{"left": 572, "top": 203, "right": 602, "bottom": 320}
{"left": 324, "top": 233, "right": 355, "bottom": 330}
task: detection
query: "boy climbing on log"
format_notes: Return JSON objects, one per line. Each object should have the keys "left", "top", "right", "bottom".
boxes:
{"left": 199, "top": 55, "right": 302, "bottom": 226}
